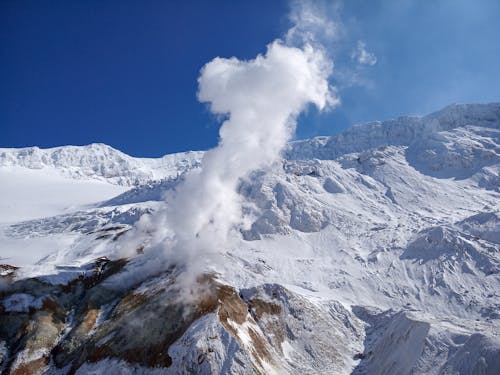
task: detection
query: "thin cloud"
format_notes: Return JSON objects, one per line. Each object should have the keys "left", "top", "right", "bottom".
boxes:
{"left": 286, "top": 0, "right": 342, "bottom": 46}
{"left": 286, "top": 1, "right": 377, "bottom": 92}
{"left": 352, "top": 40, "right": 377, "bottom": 66}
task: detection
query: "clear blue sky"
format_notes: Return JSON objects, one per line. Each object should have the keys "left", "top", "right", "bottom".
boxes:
{"left": 1, "top": 0, "right": 500, "bottom": 157}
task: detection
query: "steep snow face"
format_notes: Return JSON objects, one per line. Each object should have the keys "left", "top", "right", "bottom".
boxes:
{"left": 0, "top": 103, "right": 499, "bottom": 374}
{"left": 401, "top": 225, "right": 499, "bottom": 274}
{"left": 287, "top": 103, "right": 500, "bottom": 160}
{"left": 407, "top": 125, "right": 500, "bottom": 180}
{"left": 0, "top": 143, "right": 203, "bottom": 186}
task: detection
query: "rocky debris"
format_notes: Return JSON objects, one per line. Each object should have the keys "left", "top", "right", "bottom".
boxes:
{"left": 0, "top": 266, "right": 365, "bottom": 374}
{"left": 0, "top": 257, "right": 126, "bottom": 374}
{"left": 0, "top": 265, "right": 18, "bottom": 280}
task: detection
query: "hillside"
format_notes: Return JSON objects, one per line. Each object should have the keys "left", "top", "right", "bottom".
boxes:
{"left": 0, "top": 103, "right": 499, "bottom": 374}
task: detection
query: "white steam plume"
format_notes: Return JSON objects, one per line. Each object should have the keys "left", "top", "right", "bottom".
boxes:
{"left": 165, "top": 41, "right": 335, "bottom": 273}
{"left": 118, "top": 2, "right": 339, "bottom": 291}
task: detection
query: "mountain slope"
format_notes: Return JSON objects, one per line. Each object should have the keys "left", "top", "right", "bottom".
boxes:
{"left": 0, "top": 143, "right": 203, "bottom": 186}
{"left": 0, "top": 103, "right": 499, "bottom": 374}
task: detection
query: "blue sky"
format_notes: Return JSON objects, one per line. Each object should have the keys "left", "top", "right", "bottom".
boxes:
{"left": 1, "top": 0, "right": 499, "bottom": 157}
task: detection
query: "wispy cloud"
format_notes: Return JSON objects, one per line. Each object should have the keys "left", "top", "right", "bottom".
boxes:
{"left": 286, "top": 0, "right": 342, "bottom": 45}
{"left": 286, "top": 0, "right": 377, "bottom": 92}
{"left": 352, "top": 40, "right": 377, "bottom": 66}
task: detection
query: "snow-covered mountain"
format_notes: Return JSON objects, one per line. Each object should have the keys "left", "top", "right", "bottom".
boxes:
{"left": 0, "top": 103, "right": 499, "bottom": 374}
{"left": 0, "top": 143, "right": 203, "bottom": 186}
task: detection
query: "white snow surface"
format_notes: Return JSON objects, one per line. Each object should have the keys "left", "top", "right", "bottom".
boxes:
{"left": 0, "top": 167, "right": 128, "bottom": 224}
{"left": 1, "top": 103, "right": 499, "bottom": 374}
{"left": 0, "top": 143, "right": 203, "bottom": 186}
{"left": 0, "top": 166, "right": 128, "bottom": 266}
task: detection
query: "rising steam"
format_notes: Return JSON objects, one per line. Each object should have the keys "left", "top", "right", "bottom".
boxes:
{"left": 165, "top": 41, "right": 336, "bottom": 273}
{"left": 118, "top": 2, "right": 338, "bottom": 290}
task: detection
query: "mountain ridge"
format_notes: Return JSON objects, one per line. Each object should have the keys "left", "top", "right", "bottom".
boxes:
{"left": 287, "top": 102, "right": 500, "bottom": 160}
{"left": 0, "top": 143, "right": 203, "bottom": 186}
{"left": 2, "top": 103, "right": 499, "bottom": 187}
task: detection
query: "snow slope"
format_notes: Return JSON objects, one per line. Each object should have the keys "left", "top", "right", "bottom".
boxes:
{"left": 0, "top": 144, "right": 202, "bottom": 267}
{"left": 0, "top": 167, "right": 128, "bottom": 224}
{"left": 0, "top": 167, "right": 128, "bottom": 266}
{"left": 0, "top": 103, "right": 499, "bottom": 374}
